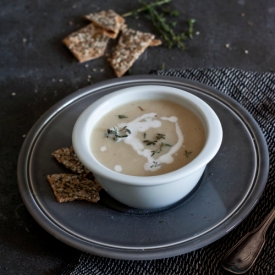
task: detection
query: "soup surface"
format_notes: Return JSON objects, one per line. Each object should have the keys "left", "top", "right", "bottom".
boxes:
{"left": 90, "top": 99, "right": 206, "bottom": 176}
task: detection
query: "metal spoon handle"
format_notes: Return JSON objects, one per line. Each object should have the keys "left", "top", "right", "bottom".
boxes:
{"left": 222, "top": 207, "right": 275, "bottom": 274}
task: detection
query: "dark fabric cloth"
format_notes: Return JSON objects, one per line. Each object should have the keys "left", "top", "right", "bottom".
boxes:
{"left": 60, "top": 68, "right": 275, "bottom": 275}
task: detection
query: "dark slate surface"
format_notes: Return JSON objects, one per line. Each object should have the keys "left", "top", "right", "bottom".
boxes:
{"left": 1, "top": 0, "right": 275, "bottom": 274}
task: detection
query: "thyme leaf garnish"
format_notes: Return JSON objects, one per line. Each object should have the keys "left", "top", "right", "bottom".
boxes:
{"left": 107, "top": 127, "right": 118, "bottom": 136}
{"left": 106, "top": 126, "right": 131, "bottom": 141}
{"left": 184, "top": 150, "right": 192, "bottom": 158}
{"left": 150, "top": 161, "right": 161, "bottom": 168}
{"left": 156, "top": 133, "right": 165, "bottom": 140}
{"left": 160, "top": 142, "right": 172, "bottom": 149}
{"left": 144, "top": 133, "right": 171, "bottom": 155}
{"left": 118, "top": 115, "right": 128, "bottom": 119}
{"left": 123, "top": 126, "right": 131, "bottom": 134}
{"left": 151, "top": 142, "right": 171, "bottom": 156}
{"left": 143, "top": 139, "right": 158, "bottom": 145}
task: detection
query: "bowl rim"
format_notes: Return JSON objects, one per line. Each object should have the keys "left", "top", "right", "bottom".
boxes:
{"left": 72, "top": 85, "right": 223, "bottom": 186}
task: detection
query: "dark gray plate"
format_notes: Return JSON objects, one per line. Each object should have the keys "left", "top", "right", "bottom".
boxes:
{"left": 18, "top": 75, "right": 269, "bottom": 260}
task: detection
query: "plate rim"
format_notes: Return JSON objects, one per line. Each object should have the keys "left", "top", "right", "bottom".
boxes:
{"left": 17, "top": 75, "right": 269, "bottom": 260}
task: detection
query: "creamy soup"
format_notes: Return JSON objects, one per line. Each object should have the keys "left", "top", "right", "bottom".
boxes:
{"left": 90, "top": 99, "right": 206, "bottom": 176}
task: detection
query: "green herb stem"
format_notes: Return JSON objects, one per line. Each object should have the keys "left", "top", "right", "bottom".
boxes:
{"left": 188, "top": 18, "right": 196, "bottom": 38}
{"left": 122, "top": 0, "right": 171, "bottom": 17}
{"left": 118, "top": 115, "right": 128, "bottom": 119}
{"left": 184, "top": 150, "right": 192, "bottom": 158}
{"left": 122, "top": 0, "right": 196, "bottom": 50}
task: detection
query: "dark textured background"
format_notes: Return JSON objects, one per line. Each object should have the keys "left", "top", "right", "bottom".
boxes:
{"left": 1, "top": 0, "right": 275, "bottom": 274}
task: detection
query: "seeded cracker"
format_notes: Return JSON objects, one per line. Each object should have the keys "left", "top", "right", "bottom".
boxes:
{"left": 47, "top": 174, "right": 102, "bottom": 203}
{"left": 110, "top": 26, "right": 159, "bottom": 77}
{"left": 52, "top": 146, "right": 90, "bottom": 176}
{"left": 63, "top": 23, "right": 110, "bottom": 62}
{"left": 84, "top": 10, "right": 125, "bottom": 39}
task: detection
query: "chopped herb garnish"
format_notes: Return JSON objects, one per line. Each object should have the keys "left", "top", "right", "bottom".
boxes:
{"left": 106, "top": 127, "right": 118, "bottom": 136}
{"left": 123, "top": 126, "right": 131, "bottom": 134}
{"left": 143, "top": 140, "right": 158, "bottom": 145}
{"left": 156, "top": 133, "right": 165, "bottom": 140}
{"left": 150, "top": 161, "right": 161, "bottom": 168}
{"left": 160, "top": 142, "right": 172, "bottom": 149}
{"left": 151, "top": 142, "right": 171, "bottom": 156}
{"left": 106, "top": 126, "right": 131, "bottom": 141}
{"left": 118, "top": 115, "right": 128, "bottom": 119}
{"left": 184, "top": 150, "right": 192, "bottom": 158}
{"left": 144, "top": 133, "right": 147, "bottom": 138}
{"left": 144, "top": 133, "right": 171, "bottom": 155}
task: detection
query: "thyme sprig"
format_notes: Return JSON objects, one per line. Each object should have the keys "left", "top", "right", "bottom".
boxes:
{"left": 143, "top": 133, "right": 171, "bottom": 156}
{"left": 143, "top": 139, "right": 158, "bottom": 146}
{"left": 123, "top": 0, "right": 196, "bottom": 50}
{"left": 156, "top": 133, "right": 165, "bottom": 140}
{"left": 151, "top": 142, "right": 171, "bottom": 156}
{"left": 184, "top": 150, "right": 192, "bottom": 158}
{"left": 106, "top": 126, "right": 131, "bottom": 141}
{"left": 150, "top": 161, "right": 161, "bottom": 168}
{"left": 122, "top": 0, "right": 171, "bottom": 17}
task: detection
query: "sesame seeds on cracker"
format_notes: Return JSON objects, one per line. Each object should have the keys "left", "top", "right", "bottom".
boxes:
{"left": 47, "top": 173, "right": 102, "bottom": 203}
{"left": 52, "top": 146, "right": 90, "bottom": 175}
{"left": 62, "top": 9, "right": 161, "bottom": 75}
{"left": 48, "top": 146, "right": 102, "bottom": 203}
{"left": 84, "top": 9, "right": 125, "bottom": 39}
{"left": 63, "top": 23, "right": 110, "bottom": 63}
{"left": 110, "top": 26, "right": 157, "bottom": 77}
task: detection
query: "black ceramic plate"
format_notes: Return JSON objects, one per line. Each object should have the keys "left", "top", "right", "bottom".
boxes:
{"left": 18, "top": 75, "right": 269, "bottom": 260}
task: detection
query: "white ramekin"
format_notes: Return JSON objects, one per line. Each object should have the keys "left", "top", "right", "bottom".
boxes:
{"left": 72, "top": 85, "right": 223, "bottom": 209}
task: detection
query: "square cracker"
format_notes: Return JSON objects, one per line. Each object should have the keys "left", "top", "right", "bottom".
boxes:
{"left": 84, "top": 10, "right": 125, "bottom": 39}
{"left": 47, "top": 173, "right": 102, "bottom": 203}
{"left": 63, "top": 23, "right": 110, "bottom": 62}
{"left": 110, "top": 27, "right": 158, "bottom": 77}
{"left": 52, "top": 146, "right": 90, "bottom": 176}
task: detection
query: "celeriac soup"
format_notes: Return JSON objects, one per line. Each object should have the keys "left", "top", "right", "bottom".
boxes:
{"left": 90, "top": 99, "right": 206, "bottom": 176}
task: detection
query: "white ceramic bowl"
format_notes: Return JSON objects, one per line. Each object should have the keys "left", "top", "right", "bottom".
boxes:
{"left": 72, "top": 85, "right": 223, "bottom": 209}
